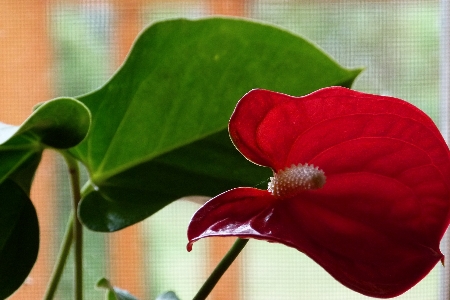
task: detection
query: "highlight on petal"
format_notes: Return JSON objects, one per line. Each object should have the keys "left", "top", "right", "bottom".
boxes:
{"left": 187, "top": 188, "right": 276, "bottom": 252}
{"left": 189, "top": 87, "right": 450, "bottom": 298}
{"left": 229, "top": 87, "right": 448, "bottom": 173}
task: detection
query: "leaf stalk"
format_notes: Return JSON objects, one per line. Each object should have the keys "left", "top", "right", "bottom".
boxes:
{"left": 43, "top": 212, "right": 74, "bottom": 300}
{"left": 62, "top": 152, "right": 83, "bottom": 300}
{"left": 193, "top": 238, "right": 248, "bottom": 300}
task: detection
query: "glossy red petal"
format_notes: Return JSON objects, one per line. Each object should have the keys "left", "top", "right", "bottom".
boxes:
{"left": 229, "top": 87, "right": 448, "bottom": 173}
{"left": 187, "top": 188, "right": 277, "bottom": 251}
{"left": 190, "top": 87, "right": 450, "bottom": 298}
{"left": 187, "top": 178, "right": 446, "bottom": 298}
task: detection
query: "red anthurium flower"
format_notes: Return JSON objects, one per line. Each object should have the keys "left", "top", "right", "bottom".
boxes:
{"left": 187, "top": 87, "right": 450, "bottom": 298}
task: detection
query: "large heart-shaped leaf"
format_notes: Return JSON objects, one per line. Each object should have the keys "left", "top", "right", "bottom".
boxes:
{"left": 71, "top": 17, "right": 361, "bottom": 231}
{"left": 0, "top": 97, "right": 91, "bottom": 192}
{"left": 0, "top": 179, "right": 39, "bottom": 299}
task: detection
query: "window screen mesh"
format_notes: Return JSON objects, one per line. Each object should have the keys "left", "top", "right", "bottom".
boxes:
{"left": 0, "top": 0, "right": 446, "bottom": 299}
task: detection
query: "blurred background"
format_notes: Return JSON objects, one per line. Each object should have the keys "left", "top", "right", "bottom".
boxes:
{"left": 0, "top": 0, "right": 447, "bottom": 299}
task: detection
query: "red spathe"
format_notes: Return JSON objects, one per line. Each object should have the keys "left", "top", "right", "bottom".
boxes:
{"left": 187, "top": 87, "right": 450, "bottom": 298}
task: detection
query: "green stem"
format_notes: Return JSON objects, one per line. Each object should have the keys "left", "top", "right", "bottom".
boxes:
{"left": 62, "top": 153, "right": 83, "bottom": 300}
{"left": 193, "top": 238, "right": 249, "bottom": 300}
{"left": 43, "top": 212, "right": 74, "bottom": 300}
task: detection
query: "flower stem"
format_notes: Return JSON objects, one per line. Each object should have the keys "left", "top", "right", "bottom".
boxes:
{"left": 43, "top": 212, "right": 74, "bottom": 300}
{"left": 62, "top": 153, "right": 83, "bottom": 300}
{"left": 193, "top": 238, "right": 248, "bottom": 300}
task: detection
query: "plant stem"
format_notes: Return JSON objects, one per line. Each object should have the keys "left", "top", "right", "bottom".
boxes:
{"left": 43, "top": 212, "right": 74, "bottom": 300}
{"left": 63, "top": 153, "right": 83, "bottom": 300}
{"left": 193, "top": 238, "right": 249, "bottom": 300}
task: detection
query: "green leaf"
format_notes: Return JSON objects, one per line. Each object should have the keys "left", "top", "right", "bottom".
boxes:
{"left": 72, "top": 17, "right": 361, "bottom": 231}
{"left": 0, "top": 97, "right": 91, "bottom": 191}
{"left": 0, "top": 179, "right": 39, "bottom": 299}
{"left": 0, "top": 97, "right": 91, "bottom": 149}
{"left": 155, "top": 291, "right": 180, "bottom": 300}
{"left": 96, "top": 278, "right": 140, "bottom": 300}
{"left": 0, "top": 98, "right": 90, "bottom": 297}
